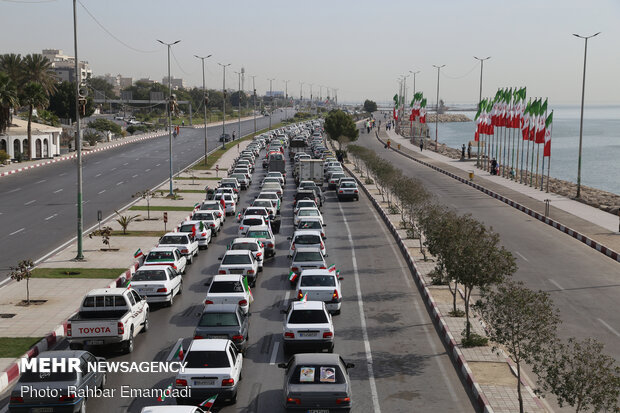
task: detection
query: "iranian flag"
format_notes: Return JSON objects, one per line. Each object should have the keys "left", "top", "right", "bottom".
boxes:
{"left": 543, "top": 111, "right": 554, "bottom": 157}
{"left": 242, "top": 276, "right": 254, "bottom": 301}
{"left": 483, "top": 100, "right": 493, "bottom": 135}
{"left": 299, "top": 292, "right": 308, "bottom": 302}
{"left": 134, "top": 249, "right": 144, "bottom": 259}
{"left": 157, "top": 384, "right": 173, "bottom": 402}
{"left": 199, "top": 394, "right": 218, "bottom": 409}
{"left": 419, "top": 99, "right": 427, "bottom": 124}
{"left": 327, "top": 264, "right": 336, "bottom": 272}
{"left": 393, "top": 108, "right": 398, "bottom": 121}
{"left": 288, "top": 270, "right": 298, "bottom": 283}
{"left": 528, "top": 99, "right": 539, "bottom": 141}
{"left": 393, "top": 94, "right": 399, "bottom": 120}
{"left": 474, "top": 100, "right": 485, "bottom": 141}
{"left": 535, "top": 99, "right": 548, "bottom": 143}
{"left": 173, "top": 342, "right": 184, "bottom": 360}
{"left": 521, "top": 101, "right": 531, "bottom": 140}
{"left": 409, "top": 110, "right": 415, "bottom": 122}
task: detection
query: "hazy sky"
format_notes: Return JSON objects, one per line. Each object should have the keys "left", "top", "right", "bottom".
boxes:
{"left": 2, "top": 0, "right": 619, "bottom": 105}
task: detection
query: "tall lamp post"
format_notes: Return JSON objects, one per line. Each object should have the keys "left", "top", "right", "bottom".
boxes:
{"left": 433, "top": 64, "right": 445, "bottom": 150}
{"left": 283, "top": 80, "right": 289, "bottom": 120}
{"left": 72, "top": 0, "right": 84, "bottom": 260}
{"left": 157, "top": 39, "right": 181, "bottom": 197}
{"left": 218, "top": 63, "right": 231, "bottom": 149}
{"left": 300, "top": 81, "right": 304, "bottom": 105}
{"left": 251, "top": 75, "right": 257, "bottom": 135}
{"left": 573, "top": 32, "right": 600, "bottom": 199}
{"left": 267, "top": 78, "right": 275, "bottom": 130}
{"left": 474, "top": 56, "right": 491, "bottom": 168}
{"left": 234, "top": 70, "right": 241, "bottom": 141}
{"left": 194, "top": 54, "right": 212, "bottom": 166}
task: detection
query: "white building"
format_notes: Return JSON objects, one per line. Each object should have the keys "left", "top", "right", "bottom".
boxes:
{"left": 42, "top": 49, "right": 92, "bottom": 83}
{"left": 0, "top": 118, "right": 62, "bottom": 160}
{"left": 162, "top": 76, "right": 184, "bottom": 90}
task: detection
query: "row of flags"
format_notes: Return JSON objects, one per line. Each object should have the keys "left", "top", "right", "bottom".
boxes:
{"left": 409, "top": 93, "right": 428, "bottom": 124}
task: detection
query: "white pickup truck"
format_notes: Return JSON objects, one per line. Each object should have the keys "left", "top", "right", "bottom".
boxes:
{"left": 67, "top": 288, "right": 149, "bottom": 354}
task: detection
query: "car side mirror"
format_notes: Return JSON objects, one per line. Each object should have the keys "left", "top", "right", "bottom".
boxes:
{"left": 286, "top": 237, "right": 292, "bottom": 240}
{"left": 217, "top": 256, "right": 223, "bottom": 260}
{"left": 280, "top": 309, "right": 287, "bottom": 314}
{"left": 345, "top": 363, "right": 355, "bottom": 369}
{"left": 338, "top": 277, "right": 344, "bottom": 281}
{"left": 323, "top": 223, "right": 327, "bottom": 227}
{"left": 277, "top": 363, "right": 287, "bottom": 369}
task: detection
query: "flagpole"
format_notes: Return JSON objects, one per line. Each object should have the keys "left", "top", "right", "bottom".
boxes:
{"left": 521, "top": 98, "right": 530, "bottom": 184}
{"left": 540, "top": 150, "right": 545, "bottom": 190}
{"left": 546, "top": 123, "right": 553, "bottom": 193}
{"left": 529, "top": 99, "right": 537, "bottom": 187}
{"left": 511, "top": 89, "right": 517, "bottom": 179}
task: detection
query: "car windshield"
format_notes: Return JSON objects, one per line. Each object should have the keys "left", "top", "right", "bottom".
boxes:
{"left": 146, "top": 251, "right": 174, "bottom": 261}
{"left": 247, "top": 230, "right": 270, "bottom": 238}
{"left": 20, "top": 371, "right": 77, "bottom": 383}
{"left": 231, "top": 243, "right": 258, "bottom": 252}
{"left": 179, "top": 224, "right": 195, "bottom": 233}
{"left": 295, "top": 234, "right": 321, "bottom": 244}
{"left": 184, "top": 351, "right": 230, "bottom": 369}
{"left": 193, "top": 212, "right": 214, "bottom": 220}
{"left": 245, "top": 209, "right": 267, "bottom": 216}
{"left": 253, "top": 201, "right": 272, "bottom": 208}
{"left": 294, "top": 251, "right": 323, "bottom": 262}
{"left": 133, "top": 270, "right": 167, "bottom": 281}
{"left": 160, "top": 235, "right": 188, "bottom": 245}
{"left": 198, "top": 312, "right": 239, "bottom": 327}
{"left": 299, "top": 210, "right": 319, "bottom": 217}
{"left": 289, "top": 365, "right": 345, "bottom": 384}
{"left": 301, "top": 275, "right": 336, "bottom": 287}
{"left": 202, "top": 202, "right": 220, "bottom": 209}
{"left": 288, "top": 309, "right": 328, "bottom": 324}
{"left": 298, "top": 221, "right": 321, "bottom": 230}
{"left": 209, "top": 281, "right": 244, "bottom": 293}
{"left": 231, "top": 174, "right": 246, "bottom": 180}
{"left": 263, "top": 179, "right": 279, "bottom": 184}
{"left": 222, "top": 254, "right": 251, "bottom": 265}
{"left": 260, "top": 193, "right": 277, "bottom": 199}
{"left": 297, "top": 201, "right": 315, "bottom": 208}
{"left": 243, "top": 218, "right": 263, "bottom": 226}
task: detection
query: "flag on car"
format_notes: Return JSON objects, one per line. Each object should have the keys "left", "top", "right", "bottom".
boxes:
{"left": 199, "top": 394, "right": 218, "bottom": 409}
{"left": 300, "top": 292, "right": 308, "bottom": 302}
{"left": 134, "top": 249, "right": 144, "bottom": 259}
{"left": 193, "top": 202, "right": 200, "bottom": 209}
{"left": 199, "top": 221, "right": 205, "bottom": 231}
{"left": 124, "top": 279, "right": 131, "bottom": 289}
{"left": 327, "top": 264, "right": 336, "bottom": 272}
{"left": 157, "top": 384, "right": 173, "bottom": 402}
{"left": 242, "top": 276, "right": 254, "bottom": 301}
{"left": 336, "top": 270, "right": 340, "bottom": 276}
{"left": 288, "top": 270, "right": 298, "bottom": 283}
{"left": 173, "top": 342, "right": 184, "bottom": 360}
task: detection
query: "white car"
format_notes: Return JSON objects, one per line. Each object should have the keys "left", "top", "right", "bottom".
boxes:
{"left": 228, "top": 238, "right": 265, "bottom": 272}
{"left": 261, "top": 177, "right": 282, "bottom": 188}
{"left": 245, "top": 225, "right": 276, "bottom": 258}
{"left": 266, "top": 171, "right": 285, "bottom": 184}
{"left": 191, "top": 211, "right": 222, "bottom": 236}
{"left": 204, "top": 274, "right": 253, "bottom": 313}
{"left": 179, "top": 220, "right": 212, "bottom": 249}
{"left": 251, "top": 199, "right": 277, "bottom": 218}
{"left": 158, "top": 232, "right": 199, "bottom": 264}
{"left": 293, "top": 199, "right": 318, "bottom": 215}
{"left": 174, "top": 339, "right": 243, "bottom": 405}
{"left": 257, "top": 191, "right": 281, "bottom": 213}
{"left": 296, "top": 269, "right": 343, "bottom": 314}
{"left": 262, "top": 183, "right": 283, "bottom": 198}
{"left": 200, "top": 201, "right": 227, "bottom": 222}
{"left": 131, "top": 265, "right": 182, "bottom": 306}
{"left": 214, "top": 193, "right": 237, "bottom": 216}
{"left": 289, "top": 246, "right": 327, "bottom": 281}
{"left": 297, "top": 217, "right": 327, "bottom": 239}
{"left": 218, "top": 250, "right": 259, "bottom": 287}
{"left": 238, "top": 215, "right": 268, "bottom": 237}
{"left": 294, "top": 207, "right": 324, "bottom": 227}
{"left": 288, "top": 230, "right": 326, "bottom": 257}
{"left": 214, "top": 186, "right": 239, "bottom": 202}
{"left": 143, "top": 247, "right": 187, "bottom": 274}
{"left": 282, "top": 301, "right": 334, "bottom": 353}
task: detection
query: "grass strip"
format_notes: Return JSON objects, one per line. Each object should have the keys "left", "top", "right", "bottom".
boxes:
{"left": 110, "top": 230, "right": 166, "bottom": 237}
{"left": 31, "top": 268, "right": 128, "bottom": 279}
{"left": 176, "top": 189, "right": 207, "bottom": 193}
{"left": 129, "top": 205, "right": 195, "bottom": 212}
{"left": 0, "top": 337, "right": 44, "bottom": 358}
{"left": 174, "top": 176, "right": 221, "bottom": 180}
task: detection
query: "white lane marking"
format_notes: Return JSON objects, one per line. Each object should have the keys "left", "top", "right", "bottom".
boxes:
{"left": 44, "top": 214, "right": 58, "bottom": 221}
{"left": 598, "top": 318, "right": 620, "bottom": 338}
{"left": 9, "top": 228, "right": 25, "bottom": 236}
{"left": 24, "top": 200, "right": 36, "bottom": 205}
{"left": 95, "top": 173, "right": 102, "bottom": 177}
{"left": 110, "top": 167, "right": 117, "bottom": 171}
{"left": 53, "top": 188, "right": 63, "bottom": 193}
{"left": 135, "top": 158, "right": 139, "bottom": 161}
{"left": 167, "top": 338, "right": 184, "bottom": 362}
{"left": 8, "top": 187, "right": 21, "bottom": 193}
{"left": 59, "top": 172, "right": 67, "bottom": 176}
{"left": 132, "top": 174, "right": 139, "bottom": 178}
{"left": 98, "top": 190, "right": 106, "bottom": 195}
{"left": 35, "top": 179, "right": 47, "bottom": 184}
{"left": 123, "top": 162, "right": 129, "bottom": 166}
{"left": 156, "top": 163, "right": 161, "bottom": 167}
{"left": 549, "top": 279, "right": 564, "bottom": 291}
{"left": 516, "top": 251, "right": 529, "bottom": 262}
{"left": 145, "top": 168, "right": 151, "bottom": 172}
{"left": 337, "top": 202, "right": 381, "bottom": 413}
{"left": 269, "top": 341, "right": 280, "bottom": 365}
{"left": 365, "top": 196, "right": 460, "bottom": 403}
{"left": 116, "top": 181, "right": 124, "bottom": 186}
{"left": 95, "top": 161, "right": 101, "bottom": 164}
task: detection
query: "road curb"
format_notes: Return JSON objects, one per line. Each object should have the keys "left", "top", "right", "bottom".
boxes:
{"left": 0, "top": 131, "right": 167, "bottom": 179}
{"left": 375, "top": 133, "right": 620, "bottom": 264}
{"left": 344, "top": 162, "right": 495, "bottom": 413}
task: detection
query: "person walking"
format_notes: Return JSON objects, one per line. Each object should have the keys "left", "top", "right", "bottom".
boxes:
{"left": 232, "top": 130, "right": 236, "bottom": 141}
{"left": 467, "top": 142, "right": 472, "bottom": 159}
{"left": 386, "top": 139, "right": 391, "bottom": 149}
{"left": 419, "top": 140, "right": 423, "bottom": 151}
{"left": 461, "top": 144, "right": 466, "bottom": 159}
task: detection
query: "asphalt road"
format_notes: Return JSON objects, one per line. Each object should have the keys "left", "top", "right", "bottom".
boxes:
{"left": 356, "top": 126, "right": 620, "bottom": 364}
{"left": 0, "top": 111, "right": 288, "bottom": 279}
{"left": 0, "top": 149, "right": 477, "bottom": 412}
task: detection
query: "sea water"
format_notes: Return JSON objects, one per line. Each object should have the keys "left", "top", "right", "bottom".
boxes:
{"left": 425, "top": 105, "right": 620, "bottom": 195}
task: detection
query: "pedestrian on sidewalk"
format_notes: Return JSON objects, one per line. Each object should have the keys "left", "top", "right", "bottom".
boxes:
{"left": 461, "top": 144, "right": 466, "bottom": 159}
{"left": 386, "top": 139, "right": 391, "bottom": 149}
{"left": 237, "top": 143, "right": 240, "bottom": 153}
{"left": 467, "top": 142, "right": 472, "bottom": 159}
{"left": 419, "top": 140, "right": 423, "bottom": 151}
{"left": 232, "top": 130, "right": 236, "bottom": 141}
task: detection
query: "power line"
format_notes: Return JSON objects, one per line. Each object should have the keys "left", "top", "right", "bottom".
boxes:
{"left": 441, "top": 63, "right": 479, "bottom": 79}
{"left": 77, "top": 0, "right": 159, "bottom": 54}
{"left": 170, "top": 48, "right": 192, "bottom": 76}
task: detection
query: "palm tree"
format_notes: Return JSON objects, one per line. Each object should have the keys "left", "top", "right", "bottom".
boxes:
{"left": 0, "top": 53, "right": 24, "bottom": 85}
{"left": 0, "top": 72, "right": 19, "bottom": 133}
{"left": 21, "top": 82, "right": 48, "bottom": 159}
{"left": 21, "top": 54, "right": 57, "bottom": 96}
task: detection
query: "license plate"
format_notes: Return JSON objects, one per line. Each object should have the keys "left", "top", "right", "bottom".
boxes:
{"left": 194, "top": 379, "right": 215, "bottom": 386}
{"left": 206, "top": 335, "right": 228, "bottom": 339}
{"left": 33, "top": 408, "right": 54, "bottom": 413}
{"left": 229, "top": 269, "right": 244, "bottom": 274}
{"left": 299, "top": 332, "right": 318, "bottom": 337}
{"left": 138, "top": 288, "right": 154, "bottom": 292}
{"left": 308, "top": 410, "right": 329, "bottom": 413}
{"left": 87, "top": 340, "right": 104, "bottom": 345}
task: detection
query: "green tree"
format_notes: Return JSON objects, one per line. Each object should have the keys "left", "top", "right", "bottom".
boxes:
{"left": 478, "top": 280, "right": 561, "bottom": 413}
{"left": 88, "top": 118, "right": 122, "bottom": 135}
{"left": 21, "top": 54, "right": 57, "bottom": 96}
{"left": 48, "top": 81, "right": 94, "bottom": 120}
{"left": 9, "top": 259, "right": 34, "bottom": 305}
{"left": 324, "top": 109, "right": 359, "bottom": 150}
{"left": 89, "top": 77, "right": 118, "bottom": 99}
{"left": 21, "top": 82, "right": 49, "bottom": 159}
{"left": 0, "top": 53, "right": 24, "bottom": 85}
{"left": 115, "top": 210, "right": 140, "bottom": 235}
{"left": 363, "top": 99, "right": 377, "bottom": 113}
{"left": 0, "top": 72, "right": 19, "bottom": 133}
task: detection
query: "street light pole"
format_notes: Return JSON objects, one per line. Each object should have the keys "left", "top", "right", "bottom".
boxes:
{"left": 251, "top": 75, "right": 257, "bottom": 135}
{"left": 573, "top": 32, "right": 600, "bottom": 199}
{"left": 268, "top": 78, "right": 275, "bottom": 130}
{"left": 234, "top": 70, "right": 241, "bottom": 141}
{"left": 157, "top": 39, "right": 181, "bottom": 197}
{"left": 474, "top": 56, "right": 491, "bottom": 168}
{"left": 284, "top": 80, "right": 289, "bottom": 120}
{"left": 72, "top": 0, "right": 84, "bottom": 260}
{"left": 194, "top": 54, "right": 212, "bottom": 167}
{"left": 218, "top": 63, "right": 231, "bottom": 149}
{"left": 309, "top": 83, "right": 313, "bottom": 112}
{"left": 433, "top": 64, "right": 445, "bottom": 151}
{"left": 300, "top": 81, "right": 304, "bottom": 105}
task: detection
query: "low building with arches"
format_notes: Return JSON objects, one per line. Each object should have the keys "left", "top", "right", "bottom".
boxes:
{"left": 0, "top": 118, "right": 62, "bottom": 160}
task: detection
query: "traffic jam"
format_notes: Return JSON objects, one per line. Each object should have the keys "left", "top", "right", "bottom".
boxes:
{"left": 7, "top": 119, "right": 364, "bottom": 413}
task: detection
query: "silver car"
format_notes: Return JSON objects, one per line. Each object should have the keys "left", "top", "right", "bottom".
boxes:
{"left": 278, "top": 353, "right": 354, "bottom": 411}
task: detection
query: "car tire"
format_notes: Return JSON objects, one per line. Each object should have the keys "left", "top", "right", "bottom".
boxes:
{"left": 80, "top": 399, "right": 87, "bottom": 413}
{"left": 327, "top": 344, "right": 334, "bottom": 353}
{"left": 124, "top": 329, "right": 134, "bottom": 354}
{"left": 230, "top": 390, "right": 237, "bottom": 404}
{"left": 178, "top": 281, "right": 183, "bottom": 295}
{"left": 333, "top": 309, "right": 341, "bottom": 315}
{"left": 142, "top": 312, "right": 149, "bottom": 332}
{"left": 168, "top": 292, "right": 174, "bottom": 307}
{"left": 99, "top": 372, "right": 107, "bottom": 389}
{"left": 187, "top": 255, "right": 193, "bottom": 265}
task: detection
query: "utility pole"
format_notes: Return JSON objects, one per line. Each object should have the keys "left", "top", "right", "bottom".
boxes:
{"left": 300, "top": 81, "right": 304, "bottom": 104}
{"left": 268, "top": 78, "right": 275, "bottom": 130}
{"left": 251, "top": 75, "right": 257, "bottom": 135}
{"left": 157, "top": 39, "right": 181, "bottom": 197}
{"left": 573, "top": 32, "right": 600, "bottom": 199}
{"left": 218, "top": 63, "right": 231, "bottom": 149}
{"left": 284, "top": 79, "right": 289, "bottom": 120}
{"left": 72, "top": 0, "right": 84, "bottom": 260}
{"left": 234, "top": 70, "right": 241, "bottom": 141}
{"left": 433, "top": 64, "right": 445, "bottom": 151}
{"left": 474, "top": 56, "right": 491, "bottom": 168}
{"left": 194, "top": 54, "right": 212, "bottom": 166}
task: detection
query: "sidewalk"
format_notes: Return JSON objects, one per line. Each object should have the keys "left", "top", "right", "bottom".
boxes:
{"left": 381, "top": 128, "right": 620, "bottom": 261}
{"left": 0, "top": 131, "right": 252, "bottom": 394}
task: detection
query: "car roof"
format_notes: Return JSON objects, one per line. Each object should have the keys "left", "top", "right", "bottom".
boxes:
{"left": 212, "top": 274, "right": 243, "bottom": 282}
{"left": 188, "top": 338, "right": 229, "bottom": 351}
{"left": 136, "top": 265, "right": 170, "bottom": 271}
{"left": 293, "top": 230, "right": 322, "bottom": 237}
{"left": 291, "top": 300, "right": 325, "bottom": 310}
{"left": 291, "top": 353, "right": 342, "bottom": 365}
{"left": 298, "top": 217, "right": 322, "bottom": 222}
{"left": 246, "top": 224, "right": 271, "bottom": 231}
{"left": 149, "top": 246, "right": 181, "bottom": 253}
{"left": 223, "top": 250, "right": 251, "bottom": 256}
{"left": 294, "top": 246, "right": 322, "bottom": 253}
{"left": 201, "top": 303, "right": 239, "bottom": 313}
{"left": 87, "top": 287, "right": 127, "bottom": 296}
{"left": 36, "top": 350, "right": 92, "bottom": 359}
{"left": 297, "top": 207, "right": 320, "bottom": 212}
{"left": 162, "top": 232, "right": 187, "bottom": 237}
{"left": 300, "top": 269, "right": 334, "bottom": 277}
{"left": 232, "top": 237, "right": 260, "bottom": 244}
{"left": 241, "top": 215, "right": 265, "bottom": 221}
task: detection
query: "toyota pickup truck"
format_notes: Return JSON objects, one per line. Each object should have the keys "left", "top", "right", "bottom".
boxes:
{"left": 67, "top": 288, "right": 149, "bottom": 354}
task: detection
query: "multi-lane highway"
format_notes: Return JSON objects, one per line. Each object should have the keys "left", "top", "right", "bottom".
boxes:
{"left": 356, "top": 126, "right": 620, "bottom": 366}
{"left": 0, "top": 112, "right": 288, "bottom": 279}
